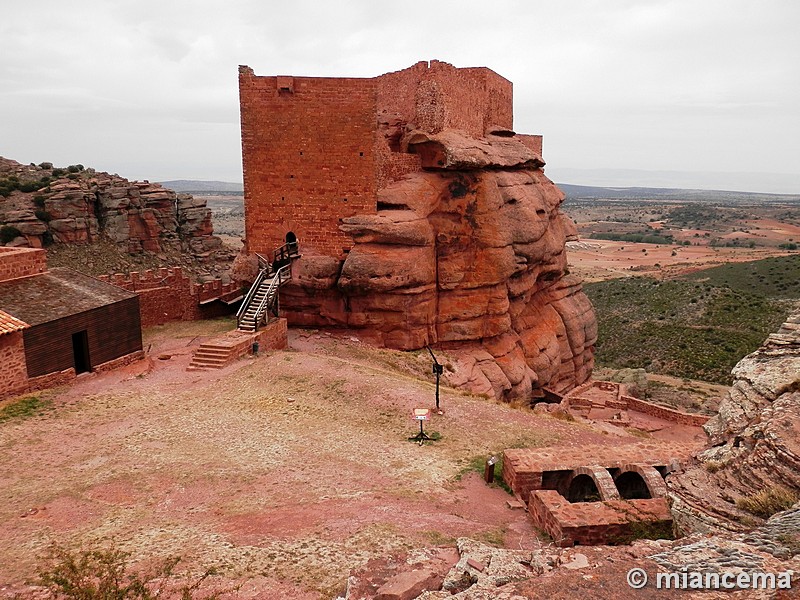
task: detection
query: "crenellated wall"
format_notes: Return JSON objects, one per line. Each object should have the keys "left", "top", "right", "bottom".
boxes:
{"left": 97, "top": 267, "right": 243, "bottom": 328}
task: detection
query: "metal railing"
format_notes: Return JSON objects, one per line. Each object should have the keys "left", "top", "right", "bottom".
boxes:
{"left": 249, "top": 264, "right": 291, "bottom": 330}
{"left": 272, "top": 241, "right": 300, "bottom": 269}
{"left": 236, "top": 267, "right": 267, "bottom": 323}
{"left": 237, "top": 241, "right": 300, "bottom": 330}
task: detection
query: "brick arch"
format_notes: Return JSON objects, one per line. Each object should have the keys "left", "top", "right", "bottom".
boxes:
{"left": 614, "top": 464, "right": 667, "bottom": 499}
{"left": 566, "top": 466, "right": 620, "bottom": 503}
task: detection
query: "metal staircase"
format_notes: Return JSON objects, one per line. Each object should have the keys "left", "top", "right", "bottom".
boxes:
{"left": 236, "top": 241, "right": 299, "bottom": 332}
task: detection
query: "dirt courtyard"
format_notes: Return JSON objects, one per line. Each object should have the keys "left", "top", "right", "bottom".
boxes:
{"left": 0, "top": 319, "right": 705, "bottom": 598}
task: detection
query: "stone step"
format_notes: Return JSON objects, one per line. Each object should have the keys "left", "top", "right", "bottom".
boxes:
{"left": 190, "top": 354, "right": 228, "bottom": 367}
{"left": 188, "top": 358, "right": 227, "bottom": 369}
{"left": 195, "top": 346, "right": 232, "bottom": 356}
{"left": 192, "top": 354, "right": 228, "bottom": 364}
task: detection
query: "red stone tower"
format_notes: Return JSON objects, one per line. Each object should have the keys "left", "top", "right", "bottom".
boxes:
{"left": 238, "top": 60, "right": 540, "bottom": 258}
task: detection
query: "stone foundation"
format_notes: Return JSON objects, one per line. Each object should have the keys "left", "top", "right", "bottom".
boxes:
{"left": 562, "top": 380, "right": 711, "bottom": 427}
{"left": 502, "top": 443, "right": 693, "bottom": 503}
{"left": 528, "top": 490, "right": 673, "bottom": 547}
{"left": 0, "top": 330, "right": 29, "bottom": 400}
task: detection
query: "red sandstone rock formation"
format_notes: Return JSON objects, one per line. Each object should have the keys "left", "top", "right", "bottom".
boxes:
{"left": 0, "top": 157, "right": 224, "bottom": 262}
{"left": 281, "top": 133, "right": 596, "bottom": 401}
{"left": 239, "top": 61, "right": 596, "bottom": 401}
{"left": 668, "top": 311, "right": 800, "bottom": 533}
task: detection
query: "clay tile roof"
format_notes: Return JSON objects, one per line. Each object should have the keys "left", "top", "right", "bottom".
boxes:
{"left": 0, "top": 268, "right": 137, "bottom": 327}
{"left": 0, "top": 309, "right": 29, "bottom": 334}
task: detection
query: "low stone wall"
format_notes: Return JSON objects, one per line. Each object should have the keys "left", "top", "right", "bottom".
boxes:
{"left": 10, "top": 350, "right": 146, "bottom": 399}
{"left": 0, "top": 247, "right": 47, "bottom": 283}
{"left": 623, "top": 396, "right": 710, "bottom": 427}
{"left": 97, "top": 268, "right": 243, "bottom": 328}
{"left": 27, "top": 367, "right": 76, "bottom": 393}
{"left": 528, "top": 490, "right": 673, "bottom": 547}
{"left": 561, "top": 380, "right": 710, "bottom": 427}
{"left": 94, "top": 350, "right": 146, "bottom": 373}
{"left": 255, "top": 318, "right": 288, "bottom": 351}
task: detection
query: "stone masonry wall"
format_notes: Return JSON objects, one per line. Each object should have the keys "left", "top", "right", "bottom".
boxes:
{"left": 376, "top": 60, "right": 513, "bottom": 140}
{"left": 97, "top": 268, "right": 242, "bottom": 328}
{"left": 239, "top": 67, "right": 378, "bottom": 258}
{"left": 0, "top": 247, "right": 47, "bottom": 283}
{"left": 623, "top": 395, "right": 710, "bottom": 427}
{"left": 0, "top": 331, "right": 29, "bottom": 399}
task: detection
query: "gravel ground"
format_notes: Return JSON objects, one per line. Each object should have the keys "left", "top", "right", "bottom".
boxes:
{"left": 0, "top": 321, "right": 681, "bottom": 599}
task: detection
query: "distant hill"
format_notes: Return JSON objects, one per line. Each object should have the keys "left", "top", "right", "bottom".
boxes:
{"left": 557, "top": 183, "right": 800, "bottom": 204}
{"left": 156, "top": 179, "right": 800, "bottom": 203}
{"left": 159, "top": 180, "right": 243, "bottom": 193}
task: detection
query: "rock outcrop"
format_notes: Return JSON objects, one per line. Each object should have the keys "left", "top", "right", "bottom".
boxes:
{"left": 280, "top": 132, "right": 596, "bottom": 401}
{"left": 668, "top": 310, "right": 800, "bottom": 533}
{"left": 0, "top": 157, "right": 225, "bottom": 263}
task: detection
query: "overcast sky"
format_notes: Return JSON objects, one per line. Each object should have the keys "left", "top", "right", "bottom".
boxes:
{"left": 1, "top": 0, "right": 798, "bottom": 193}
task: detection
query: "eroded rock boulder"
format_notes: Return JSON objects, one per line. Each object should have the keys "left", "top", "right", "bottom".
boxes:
{"left": 280, "top": 132, "right": 596, "bottom": 401}
{"left": 668, "top": 311, "right": 800, "bottom": 534}
{"left": 0, "top": 157, "right": 227, "bottom": 263}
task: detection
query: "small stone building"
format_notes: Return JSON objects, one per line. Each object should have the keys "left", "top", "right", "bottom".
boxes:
{"left": 0, "top": 247, "right": 143, "bottom": 399}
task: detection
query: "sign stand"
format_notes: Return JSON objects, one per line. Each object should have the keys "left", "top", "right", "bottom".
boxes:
{"left": 409, "top": 408, "right": 433, "bottom": 446}
{"left": 427, "top": 346, "right": 444, "bottom": 414}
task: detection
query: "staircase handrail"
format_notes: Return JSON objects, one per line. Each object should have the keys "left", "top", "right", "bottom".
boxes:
{"left": 272, "top": 241, "right": 300, "bottom": 266}
{"left": 237, "top": 267, "right": 268, "bottom": 322}
{"left": 250, "top": 264, "right": 291, "bottom": 330}
{"left": 254, "top": 252, "right": 272, "bottom": 273}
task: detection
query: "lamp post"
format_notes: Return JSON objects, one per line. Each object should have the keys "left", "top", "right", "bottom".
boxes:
{"left": 426, "top": 346, "right": 444, "bottom": 414}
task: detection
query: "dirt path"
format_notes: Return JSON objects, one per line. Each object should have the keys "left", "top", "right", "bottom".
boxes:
{"left": 0, "top": 322, "right": 703, "bottom": 598}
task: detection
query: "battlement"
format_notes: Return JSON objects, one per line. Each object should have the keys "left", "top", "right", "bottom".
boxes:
{"left": 97, "top": 268, "right": 242, "bottom": 327}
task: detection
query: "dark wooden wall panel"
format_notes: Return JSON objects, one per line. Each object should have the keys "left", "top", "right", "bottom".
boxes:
{"left": 23, "top": 297, "right": 142, "bottom": 377}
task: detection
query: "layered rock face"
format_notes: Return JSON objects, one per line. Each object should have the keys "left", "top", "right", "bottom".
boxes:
{"left": 281, "top": 133, "right": 596, "bottom": 401}
{"left": 668, "top": 311, "right": 800, "bottom": 533}
{"left": 0, "top": 157, "right": 224, "bottom": 261}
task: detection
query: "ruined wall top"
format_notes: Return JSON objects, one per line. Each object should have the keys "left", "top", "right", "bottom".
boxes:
{"left": 0, "top": 247, "right": 47, "bottom": 283}
{"left": 376, "top": 60, "right": 513, "bottom": 139}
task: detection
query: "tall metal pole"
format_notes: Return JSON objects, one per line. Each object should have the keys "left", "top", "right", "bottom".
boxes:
{"left": 427, "top": 346, "right": 443, "bottom": 414}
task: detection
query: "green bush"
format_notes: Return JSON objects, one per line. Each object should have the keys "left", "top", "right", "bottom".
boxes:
{"left": 18, "top": 180, "right": 47, "bottom": 193}
{"left": 34, "top": 209, "right": 52, "bottom": 222}
{"left": 36, "top": 544, "right": 231, "bottom": 600}
{"left": 0, "top": 225, "right": 22, "bottom": 244}
{"left": 0, "top": 177, "right": 19, "bottom": 197}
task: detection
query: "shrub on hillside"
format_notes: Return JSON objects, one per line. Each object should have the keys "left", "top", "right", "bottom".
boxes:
{"left": 0, "top": 225, "right": 22, "bottom": 244}
{"left": 34, "top": 544, "right": 232, "bottom": 600}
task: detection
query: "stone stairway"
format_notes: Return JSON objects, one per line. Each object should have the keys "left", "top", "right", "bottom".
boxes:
{"left": 238, "top": 275, "right": 278, "bottom": 332}
{"left": 187, "top": 341, "right": 240, "bottom": 371}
